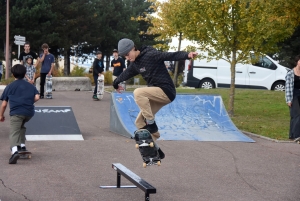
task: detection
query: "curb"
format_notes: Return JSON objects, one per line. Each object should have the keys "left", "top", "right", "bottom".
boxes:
{"left": 242, "top": 130, "right": 295, "bottom": 143}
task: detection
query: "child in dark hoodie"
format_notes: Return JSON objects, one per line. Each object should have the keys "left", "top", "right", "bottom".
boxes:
{"left": 92, "top": 51, "right": 104, "bottom": 100}
{"left": 113, "top": 38, "right": 197, "bottom": 159}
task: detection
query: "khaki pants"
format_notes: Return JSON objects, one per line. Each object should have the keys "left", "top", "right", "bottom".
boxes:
{"left": 9, "top": 115, "right": 32, "bottom": 148}
{"left": 133, "top": 87, "right": 171, "bottom": 140}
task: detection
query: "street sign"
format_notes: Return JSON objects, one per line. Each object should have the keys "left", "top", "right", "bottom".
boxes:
{"left": 14, "top": 35, "right": 26, "bottom": 41}
{"left": 14, "top": 40, "right": 25, "bottom": 46}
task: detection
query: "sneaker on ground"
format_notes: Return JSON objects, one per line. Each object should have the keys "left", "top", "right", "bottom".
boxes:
{"left": 93, "top": 95, "right": 99, "bottom": 100}
{"left": 9, "top": 152, "right": 20, "bottom": 164}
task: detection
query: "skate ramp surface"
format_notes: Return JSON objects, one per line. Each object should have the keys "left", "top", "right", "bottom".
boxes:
{"left": 110, "top": 92, "right": 254, "bottom": 142}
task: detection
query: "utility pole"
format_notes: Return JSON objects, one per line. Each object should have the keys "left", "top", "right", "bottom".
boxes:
{"left": 5, "top": 0, "right": 10, "bottom": 79}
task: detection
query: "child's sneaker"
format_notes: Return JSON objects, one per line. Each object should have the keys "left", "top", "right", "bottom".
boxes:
{"left": 21, "top": 146, "right": 28, "bottom": 152}
{"left": 9, "top": 152, "right": 20, "bottom": 164}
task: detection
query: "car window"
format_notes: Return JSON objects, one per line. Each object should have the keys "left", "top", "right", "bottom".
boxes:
{"left": 251, "top": 55, "right": 277, "bottom": 70}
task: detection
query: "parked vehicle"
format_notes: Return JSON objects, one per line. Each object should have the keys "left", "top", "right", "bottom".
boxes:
{"left": 183, "top": 53, "right": 289, "bottom": 91}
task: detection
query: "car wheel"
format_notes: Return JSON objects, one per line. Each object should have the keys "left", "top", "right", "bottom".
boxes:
{"left": 199, "top": 79, "right": 215, "bottom": 89}
{"left": 272, "top": 81, "right": 285, "bottom": 91}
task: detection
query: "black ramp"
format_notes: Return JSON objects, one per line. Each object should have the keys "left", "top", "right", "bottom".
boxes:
{"left": 26, "top": 106, "right": 83, "bottom": 140}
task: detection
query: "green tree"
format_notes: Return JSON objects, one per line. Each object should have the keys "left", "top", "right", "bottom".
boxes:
{"left": 273, "top": 25, "right": 300, "bottom": 68}
{"left": 150, "top": 0, "right": 187, "bottom": 86}
{"left": 0, "top": 0, "right": 56, "bottom": 72}
{"left": 174, "top": 0, "right": 299, "bottom": 116}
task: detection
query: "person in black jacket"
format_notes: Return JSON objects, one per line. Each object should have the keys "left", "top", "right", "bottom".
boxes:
{"left": 92, "top": 51, "right": 104, "bottom": 100}
{"left": 113, "top": 38, "right": 197, "bottom": 159}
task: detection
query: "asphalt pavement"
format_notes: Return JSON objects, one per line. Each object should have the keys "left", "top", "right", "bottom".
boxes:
{"left": 0, "top": 89, "right": 299, "bottom": 201}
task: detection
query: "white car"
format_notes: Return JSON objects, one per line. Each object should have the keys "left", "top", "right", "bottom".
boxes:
{"left": 183, "top": 53, "right": 289, "bottom": 91}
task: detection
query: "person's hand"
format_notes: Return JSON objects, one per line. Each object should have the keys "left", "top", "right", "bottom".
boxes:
{"left": 0, "top": 115, "right": 5, "bottom": 122}
{"left": 287, "top": 102, "right": 292, "bottom": 107}
{"left": 188, "top": 52, "right": 198, "bottom": 59}
{"left": 47, "top": 72, "right": 51, "bottom": 76}
{"left": 116, "top": 85, "right": 124, "bottom": 93}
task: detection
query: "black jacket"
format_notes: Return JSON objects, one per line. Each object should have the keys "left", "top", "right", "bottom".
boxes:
{"left": 113, "top": 46, "right": 189, "bottom": 102}
{"left": 93, "top": 58, "right": 104, "bottom": 76}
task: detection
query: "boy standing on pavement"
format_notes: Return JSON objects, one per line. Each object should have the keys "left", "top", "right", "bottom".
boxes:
{"left": 39, "top": 43, "right": 55, "bottom": 99}
{"left": 24, "top": 56, "right": 36, "bottom": 84}
{"left": 111, "top": 49, "right": 126, "bottom": 81}
{"left": 92, "top": 51, "right": 104, "bottom": 100}
{"left": 19, "top": 41, "right": 39, "bottom": 66}
{"left": 0, "top": 64, "right": 40, "bottom": 164}
{"left": 113, "top": 38, "right": 197, "bottom": 159}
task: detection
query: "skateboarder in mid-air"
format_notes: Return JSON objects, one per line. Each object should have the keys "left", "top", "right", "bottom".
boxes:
{"left": 0, "top": 64, "right": 40, "bottom": 164}
{"left": 113, "top": 38, "right": 198, "bottom": 160}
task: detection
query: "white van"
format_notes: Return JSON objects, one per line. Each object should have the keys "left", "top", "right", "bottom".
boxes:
{"left": 183, "top": 53, "right": 289, "bottom": 91}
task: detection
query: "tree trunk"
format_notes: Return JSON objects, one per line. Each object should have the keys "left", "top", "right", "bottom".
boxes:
{"left": 105, "top": 54, "right": 110, "bottom": 71}
{"left": 67, "top": 50, "right": 70, "bottom": 75}
{"left": 228, "top": 51, "right": 237, "bottom": 117}
{"left": 63, "top": 48, "right": 71, "bottom": 76}
{"left": 64, "top": 49, "right": 68, "bottom": 76}
{"left": 173, "top": 32, "right": 182, "bottom": 87}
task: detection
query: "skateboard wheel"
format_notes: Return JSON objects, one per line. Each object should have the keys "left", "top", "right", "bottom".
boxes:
{"left": 135, "top": 144, "right": 139, "bottom": 149}
{"left": 28, "top": 155, "right": 31, "bottom": 159}
{"left": 149, "top": 142, "right": 154, "bottom": 147}
{"left": 298, "top": 141, "right": 300, "bottom": 144}
{"left": 157, "top": 161, "right": 161, "bottom": 166}
{"left": 143, "top": 162, "right": 147, "bottom": 168}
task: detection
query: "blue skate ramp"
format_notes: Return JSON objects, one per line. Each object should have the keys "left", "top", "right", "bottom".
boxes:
{"left": 110, "top": 92, "right": 254, "bottom": 142}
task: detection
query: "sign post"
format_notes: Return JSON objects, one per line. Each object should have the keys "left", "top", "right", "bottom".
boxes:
{"left": 14, "top": 35, "right": 26, "bottom": 58}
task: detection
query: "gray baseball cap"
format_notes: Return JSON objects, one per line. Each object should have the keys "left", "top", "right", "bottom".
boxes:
{"left": 118, "top": 38, "right": 134, "bottom": 56}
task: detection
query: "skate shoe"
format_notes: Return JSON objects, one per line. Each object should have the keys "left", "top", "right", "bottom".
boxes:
{"left": 9, "top": 152, "right": 20, "bottom": 164}
{"left": 145, "top": 122, "right": 158, "bottom": 134}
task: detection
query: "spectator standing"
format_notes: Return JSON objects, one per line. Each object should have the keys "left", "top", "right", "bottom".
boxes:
{"left": 39, "top": 43, "right": 55, "bottom": 99}
{"left": 18, "top": 41, "right": 39, "bottom": 66}
{"left": 111, "top": 49, "right": 126, "bottom": 81}
{"left": 285, "top": 54, "right": 300, "bottom": 141}
{"left": 24, "top": 56, "right": 36, "bottom": 84}
{"left": 92, "top": 51, "right": 104, "bottom": 100}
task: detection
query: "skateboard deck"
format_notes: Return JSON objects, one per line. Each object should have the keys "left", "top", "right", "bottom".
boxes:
{"left": 46, "top": 75, "right": 52, "bottom": 99}
{"left": 97, "top": 74, "right": 104, "bottom": 100}
{"left": 134, "top": 129, "right": 161, "bottom": 168}
{"left": 18, "top": 151, "right": 32, "bottom": 159}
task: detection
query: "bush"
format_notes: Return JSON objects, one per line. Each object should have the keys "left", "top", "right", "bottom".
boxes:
{"left": 127, "top": 74, "right": 147, "bottom": 85}
{"left": 104, "top": 71, "right": 113, "bottom": 85}
{"left": 0, "top": 76, "right": 15, "bottom": 85}
{"left": 168, "top": 71, "right": 183, "bottom": 87}
{"left": 70, "top": 66, "right": 86, "bottom": 76}
{"left": 85, "top": 71, "right": 113, "bottom": 86}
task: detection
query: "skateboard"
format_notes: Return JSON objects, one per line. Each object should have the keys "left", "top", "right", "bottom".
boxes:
{"left": 294, "top": 137, "right": 300, "bottom": 144}
{"left": 119, "top": 81, "right": 126, "bottom": 92}
{"left": 46, "top": 75, "right": 52, "bottom": 99}
{"left": 18, "top": 151, "right": 32, "bottom": 159}
{"left": 134, "top": 129, "right": 161, "bottom": 168}
{"left": 97, "top": 74, "right": 105, "bottom": 100}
